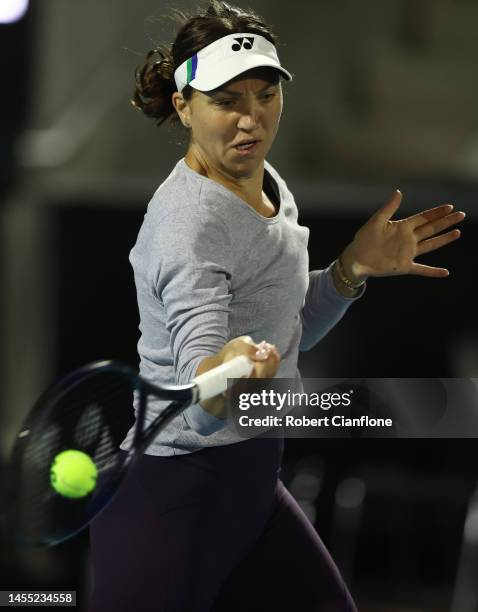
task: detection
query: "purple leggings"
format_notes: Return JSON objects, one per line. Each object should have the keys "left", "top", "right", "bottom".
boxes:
{"left": 87, "top": 436, "right": 357, "bottom": 612}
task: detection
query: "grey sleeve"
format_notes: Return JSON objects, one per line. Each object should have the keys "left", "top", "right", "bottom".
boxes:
{"left": 299, "top": 261, "right": 366, "bottom": 352}
{"left": 153, "top": 198, "right": 233, "bottom": 435}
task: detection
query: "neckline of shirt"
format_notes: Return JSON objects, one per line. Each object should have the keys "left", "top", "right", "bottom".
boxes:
{"left": 178, "top": 157, "right": 283, "bottom": 224}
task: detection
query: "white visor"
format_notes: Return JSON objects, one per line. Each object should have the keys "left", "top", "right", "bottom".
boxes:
{"left": 173, "top": 32, "right": 292, "bottom": 93}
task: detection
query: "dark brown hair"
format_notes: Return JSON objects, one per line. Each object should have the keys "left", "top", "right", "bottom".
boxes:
{"left": 131, "top": 0, "right": 285, "bottom": 128}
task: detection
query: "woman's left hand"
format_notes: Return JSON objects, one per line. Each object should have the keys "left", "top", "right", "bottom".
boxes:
{"left": 342, "top": 190, "right": 466, "bottom": 281}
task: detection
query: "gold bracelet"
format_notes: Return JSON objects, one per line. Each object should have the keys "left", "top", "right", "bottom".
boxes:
{"left": 335, "top": 255, "right": 366, "bottom": 290}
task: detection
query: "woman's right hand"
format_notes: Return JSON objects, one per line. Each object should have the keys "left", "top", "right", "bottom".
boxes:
{"left": 195, "top": 336, "right": 280, "bottom": 418}
{"left": 218, "top": 335, "right": 281, "bottom": 379}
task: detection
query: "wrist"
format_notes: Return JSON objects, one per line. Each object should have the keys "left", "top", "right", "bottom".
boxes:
{"left": 331, "top": 261, "right": 361, "bottom": 297}
{"left": 340, "top": 244, "right": 368, "bottom": 284}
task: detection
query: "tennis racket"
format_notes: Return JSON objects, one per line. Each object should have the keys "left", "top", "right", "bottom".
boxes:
{"left": 2, "top": 356, "right": 253, "bottom": 548}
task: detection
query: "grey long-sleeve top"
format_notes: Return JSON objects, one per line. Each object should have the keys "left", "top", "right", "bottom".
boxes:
{"left": 119, "top": 157, "right": 365, "bottom": 456}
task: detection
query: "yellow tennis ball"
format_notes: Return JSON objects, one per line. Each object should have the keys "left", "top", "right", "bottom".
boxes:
{"left": 50, "top": 449, "right": 98, "bottom": 499}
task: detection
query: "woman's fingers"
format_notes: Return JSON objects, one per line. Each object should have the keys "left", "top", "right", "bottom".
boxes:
{"left": 251, "top": 342, "right": 280, "bottom": 378}
{"left": 409, "top": 262, "right": 450, "bottom": 277}
{"left": 254, "top": 340, "right": 272, "bottom": 360}
{"left": 408, "top": 203, "right": 454, "bottom": 229}
{"left": 417, "top": 228, "right": 461, "bottom": 256}
{"left": 415, "top": 210, "right": 466, "bottom": 240}
{"left": 371, "top": 189, "right": 403, "bottom": 224}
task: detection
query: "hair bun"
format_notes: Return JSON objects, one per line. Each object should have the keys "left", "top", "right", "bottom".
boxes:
{"left": 155, "top": 58, "right": 174, "bottom": 80}
{"left": 131, "top": 46, "right": 177, "bottom": 125}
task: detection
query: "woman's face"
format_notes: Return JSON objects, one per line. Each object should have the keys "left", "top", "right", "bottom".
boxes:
{"left": 175, "top": 67, "right": 283, "bottom": 179}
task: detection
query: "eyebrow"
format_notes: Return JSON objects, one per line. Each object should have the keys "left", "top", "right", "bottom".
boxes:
{"left": 212, "top": 83, "right": 276, "bottom": 97}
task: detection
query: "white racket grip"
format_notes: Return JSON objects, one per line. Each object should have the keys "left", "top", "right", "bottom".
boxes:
{"left": 192, "top": 355, "right": 253, "bottom": 401}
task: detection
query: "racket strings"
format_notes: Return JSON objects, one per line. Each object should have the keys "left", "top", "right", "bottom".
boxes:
{"left": 11, "top": 370, "right": 137, "bottom": 546}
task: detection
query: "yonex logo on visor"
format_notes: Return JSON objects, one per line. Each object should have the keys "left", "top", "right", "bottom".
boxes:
{"left": 174, "top": 32, "right": 292, "bottom": 94}
{"left": 231, "top": 37, "right": 255, "bottom": 51}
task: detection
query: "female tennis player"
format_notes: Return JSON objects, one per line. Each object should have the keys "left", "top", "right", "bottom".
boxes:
{"left": 87, "top": 1, "right": 464, "bottom": 610}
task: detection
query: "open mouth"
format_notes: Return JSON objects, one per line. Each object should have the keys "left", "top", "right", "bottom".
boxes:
{"left": 234, "top": 140, "right": 259, "bottom": 154}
